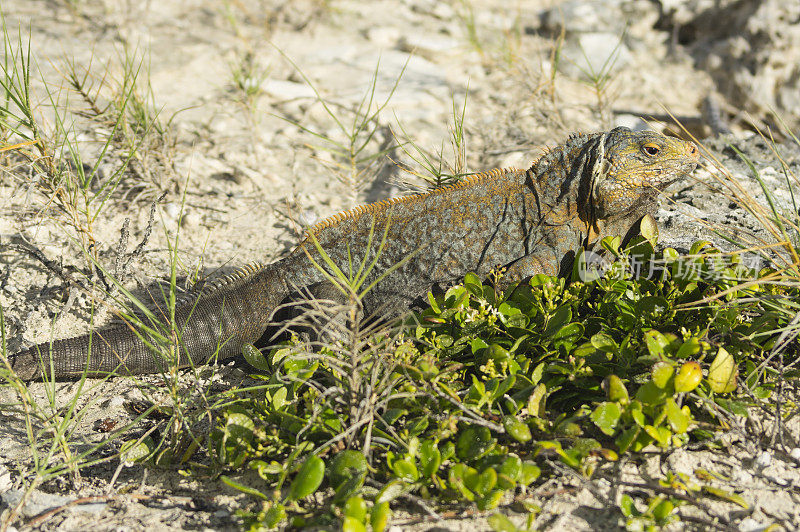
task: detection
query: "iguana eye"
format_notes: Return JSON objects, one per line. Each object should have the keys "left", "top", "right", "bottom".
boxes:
{"left": 642, "top": 143, "right": 660, "bottom": 156}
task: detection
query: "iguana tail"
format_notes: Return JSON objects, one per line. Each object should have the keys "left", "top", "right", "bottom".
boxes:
{"left": 8, "top": 261, "right": 298, "bottom": 380}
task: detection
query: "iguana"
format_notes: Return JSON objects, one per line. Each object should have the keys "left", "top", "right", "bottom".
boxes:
{"left": 9, "top": 127, "right": 699, "bottom": 380}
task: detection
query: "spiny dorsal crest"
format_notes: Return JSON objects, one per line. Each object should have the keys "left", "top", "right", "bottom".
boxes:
{"left": 305, "top": 167, "right": 522, "bottom": 236}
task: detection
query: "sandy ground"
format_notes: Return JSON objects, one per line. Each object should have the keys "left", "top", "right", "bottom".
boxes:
{"left": 1, "top": 0, "right": 800, "bottom": 530}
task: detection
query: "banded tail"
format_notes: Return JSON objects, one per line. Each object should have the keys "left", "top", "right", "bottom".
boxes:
{"left": 8, "top": 260, "right": 300, "bottom": 380}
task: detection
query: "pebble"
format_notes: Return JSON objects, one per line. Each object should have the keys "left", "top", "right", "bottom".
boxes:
{"left": 365, "top": 26, "right": 401, "bottom": 48}
{"left": 739, "top": 517, "right": 772, "bottom": 532}
{"left": 262, "top": 79, "right": 317, "bottom": 101}
{"left": 0, "top": 465, "right": 11, "bottom": 492}
{"left": 101, "top": 395, "right": 126, "bottom": 409}
{"left": 399, "top": 33, "right": 460, "bottom": 57}
{"left": 557, "top": 32, "right": 632, "bottom": 80}
{"left": 614, "top": 114, "right": 650, "bottom": 132}
{"left": 163, "top": 203, "right": 181, "bottom": 221}
{"left": 754, "top": 451, "right": 772, "bottom": 469}
{"left": 538, "top": 0, "right": 626, "bottom": 34}
{"left": 1, "top": 488, "right": 106, "bottom": 518}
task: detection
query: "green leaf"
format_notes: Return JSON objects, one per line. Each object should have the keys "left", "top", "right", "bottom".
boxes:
{"left": 601, "top": 235, "right": 621, "bottom": 254}
{"left": 651, "top": 497, "right": 675, "bottom": 522}
{"left": 603, "top": 375, "right": 629, "bottom": 403}
{"left": 615, "top": 426, "right": 640, "bottom": 454}
{"left": 343, "top": 496, "right": 368, "bottom": 521}
{"left": 591, "top": 332, "right": 618, "bottom": 354}
{"left": 471, "top": 338, "right": 490, "bottom": 353}
{"left": 381, "top": 409, "right": 405, "bottom": 426}
{"left": 651, "top": 362, "right": 674, "bottom": 390}
{"left": 456, "top": 425, "right": 496, "bottom": 461}
{"left": 519, "top": 461, "right": 541, "bottom": 486}
{"left": 427, "top": 291, "right": 441, "bottom": 313}
{"left": 464, "top": 272, "right": 483, "bottom": 296}
{"left": 689, "top": 240, "right": 715, "bottom": 255}
{"left": 342, "top": 516, "right": 367, "bottom": 532}
{"left": 639, "top": 214, "right": 659, "bottom": 246}
{"left": 619, "top": 494, "right": 638, "bottom": 517}
{"left": 498, "top": 454, "right": 523, "bottom": 483}
{"left": 329, "top": 450, "right": 368, "bottom": 489}
{"left": 503, "top": 415, "right": 532, "bottom": 443}
{"left": 591, "top": 402, "right": 621, "bottom": 436}
{"left": 287, "top": 455, "right": 324, "bottom": 501}
{"left": 408, "top": 415, "right": 430, "bottom": 436}
{"left": 544, "top": 306, "right": 572, "bottom": 336}
{"left": 241, "top": 343, "right": 272, "bottom": 372}
{"left": 477, "top": 489, "right": 505, "bottom": 511}
{"left": 530, "top": 362, "right": 545, "bottom": 385}
{"left": 376, "top": 480, "right": 410, "bottom": 504}
{"left": 635, "top": 381, "right": 668, "bottom": 405}
{"left": 675, "top": 337, "right": 701, "bottom": 359}
{"left": 448, "top": 464, "right": 476, "bottom": 501}
{"left": 464, "top": 467, "right": 497, "bottom": 497}
{"left": 702, "top": 486, "right": 749, "bottom": 508}
{"left": 445, "top": 285, "right": 470, "bottom": 308}
{"left": 120, "top": 436, "right": 155, "bottom": 464}
{"left": 664, "top": 399, "right": 689, "bottom": 433}
{"left": 708, "top": 347, "right": 738, "bottom": 393}
{"left": 370, "top": 501, "right": 392, "bottom": 532}
{"left": 636, "top": 296, "right": 668, "bottom": 319}
{"left": 528, "top": 383, "right": 547, "bottom": 417}
{"left": 552, "top": 322, "right": 584, "bottom": 349}
{"left": 492, "top": 374, "right": 516, "bottom": 400}
{"left": 250, "top": 460, "right": 284, "bottom": 479}
{"left": 644, "top": 425, "right": 671, "bottom": 447}
{"left": 644, "top": 330, "right": 670, "bottom": 358}
{"left": 488, "top": 513, "right": 519, "bottom": 532}
{"left": 674, "top": 361, "right": 702, "bottom": 393}
{"left": 220, "top": 475, "right": 269, "bottom": 500}
{"left": 333, "top": 475, "right": 366, "bottom": 505}
{"left": 419, "top": 440, "right": 442, "bottom": 477}
{"left": 485, "top": 343, "right": 512, "bottom": 364}
{"left": 263, "top": 504, "right": 286, "bottom": 528}
{"left": 498, "top": 302, "right": 528, "bottom": 328}
{"left": 271, "top": 386, "right": 287, "bottom": 410}
{"left": 391, "top": 458, "right": 419, "bottom": 482}
{"left": 662, "top": 247, "right": 679, "bottom": 262}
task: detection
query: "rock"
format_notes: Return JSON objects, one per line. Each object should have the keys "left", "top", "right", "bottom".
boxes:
{"left": 539, "top": 0, "right": 626, "bottom": 34}
{"left": 262, "top": 79, "right": 317, "bottom": 101}
{"left": 614, "top": 114, "right": 650, "bottom": 131}
{"left": 163, "top": 203, "right": 181, "bottom": 221}
{"left": 101, "top": 395, "right": 126, "bottom": 409}
{"left": 365, "top": 26, "right": 401, "bottom": 48}
{"left": 398, "top": 33, "right": 460, "bottom": 59}
{"left": 557, "top": 32, "right": 632, "bottom": 79}
{"left": 658, "top": 133, "right": 800, "bottom": 263}
{"left": 536, "top": 0, "right": 660, "bottom": 41}
{"left": 755, "top": 451, "right": 772, "bottom": 470}
{"left": 0, "top": 488, "right": 106, "bottom": 518}
{"left": 0, "top": 465, "right": 11, "bottom": 492}
{"left": 739, "top": 518, "right": 774, "bottom": 532}
{"left": 660, "top": 0, "right": 800, "bottom": 128}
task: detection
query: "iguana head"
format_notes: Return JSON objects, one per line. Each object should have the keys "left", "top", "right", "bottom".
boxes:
{"left": 591, "top": 126, "right": 698, "bottom": 223}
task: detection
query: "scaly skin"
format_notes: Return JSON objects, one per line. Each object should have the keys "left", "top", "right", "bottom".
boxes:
{"left": 9, "top": 127, "right": 698, "bottom": 379}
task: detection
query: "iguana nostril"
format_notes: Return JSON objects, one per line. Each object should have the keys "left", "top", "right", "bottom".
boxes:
{"left": 686, "top": 142, "right": 699, "bottom": 158}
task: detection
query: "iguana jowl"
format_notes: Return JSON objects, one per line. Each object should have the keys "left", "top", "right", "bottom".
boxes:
{"left": 10, "top": 127, "right": 699, "bottom": 379}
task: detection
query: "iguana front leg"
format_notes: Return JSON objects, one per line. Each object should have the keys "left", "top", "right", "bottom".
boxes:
{"left": 502, "top": 249, "right": 560, "bottom": 283}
